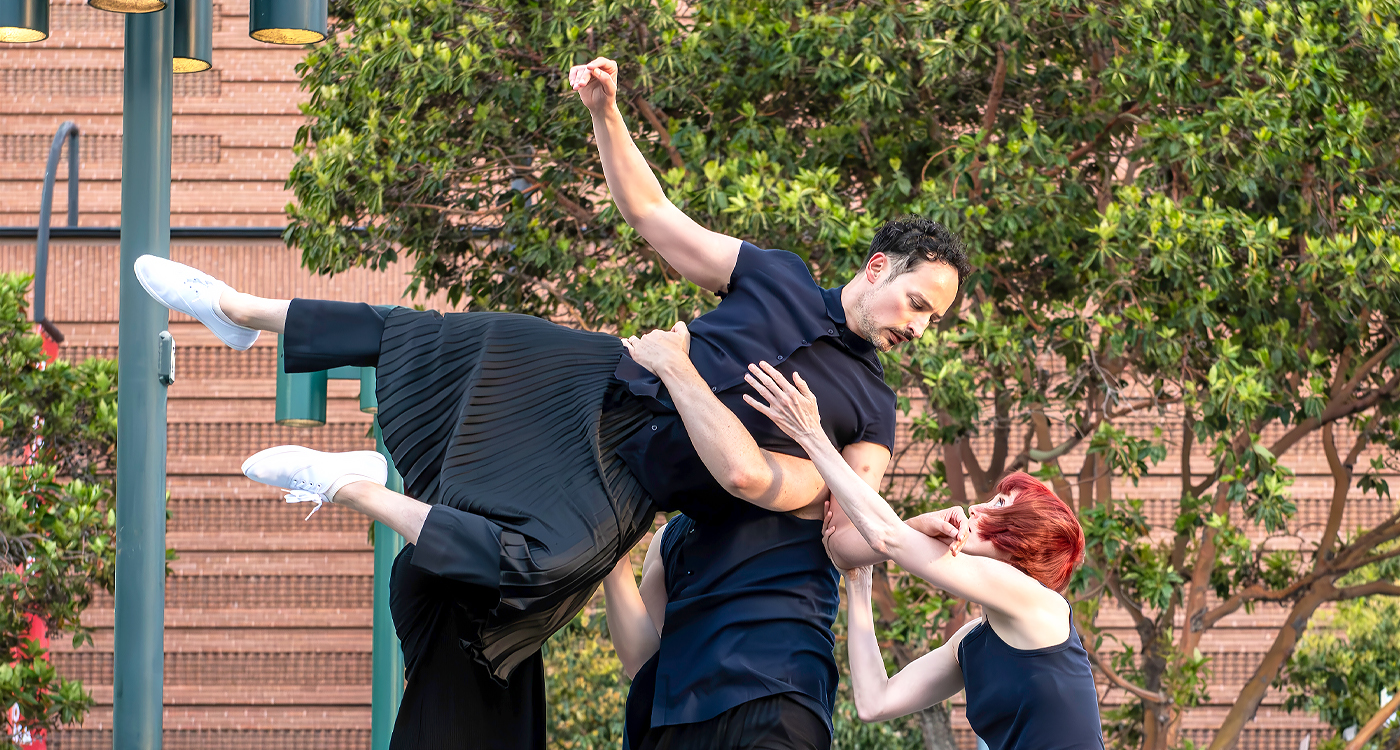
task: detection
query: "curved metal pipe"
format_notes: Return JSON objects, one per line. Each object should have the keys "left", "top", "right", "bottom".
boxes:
{"left": 34, "top": 121, "right": 79, "bottom": 344}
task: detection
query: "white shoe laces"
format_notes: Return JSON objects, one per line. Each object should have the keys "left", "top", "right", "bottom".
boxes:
{"left": 284, "top": 477, "right": 329, "bottom": 520}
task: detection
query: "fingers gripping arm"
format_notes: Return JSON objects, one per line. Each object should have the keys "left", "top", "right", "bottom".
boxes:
{"left": 823, "top": 442, "right": 894, "bottom": 569}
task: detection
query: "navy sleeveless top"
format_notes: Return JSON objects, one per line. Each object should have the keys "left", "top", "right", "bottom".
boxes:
{"left": 958, "top": 613, "right": 1105, "bottom": 750}
{"left": 625, "top": 505, "right": 840, "bottom": 742}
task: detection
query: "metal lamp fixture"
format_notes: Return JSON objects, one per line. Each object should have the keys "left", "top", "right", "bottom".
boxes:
{"left": 276, "top": 335, "right": 328, "bottom": 427}
{"left": 249, "top": 0, "right": 326, "bottom": 44}
{"left": 0, "top": 0, "right": 48, "bottom": 43}
{"left": 172, "top": 0, "right": 212, "bottom": 73}
{"left": 359, "top": 368, "right": 378, "bottom": 414}
{"left": 89, "top": 0, "right": 166, "bottom": 14}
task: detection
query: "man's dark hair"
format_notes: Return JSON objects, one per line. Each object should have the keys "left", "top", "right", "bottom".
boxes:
{"left": 864, "top": 216, "right": 971, "bottom": 287}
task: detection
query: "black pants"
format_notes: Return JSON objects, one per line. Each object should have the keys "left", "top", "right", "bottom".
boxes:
{"left": 282, "top": 298, "right": 390, "bottom": 372}
{"left": 638, "top": 695, "right": 830, "bottom": 750}
{"left": 389, "top": 544, "right": 545, "bottom": 749}
{"left": 282, "top": 299, "right": 547, "bottom": 749}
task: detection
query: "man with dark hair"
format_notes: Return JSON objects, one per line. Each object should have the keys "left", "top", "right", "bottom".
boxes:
{"left": 575, "top": 59, "right": 969, "bottom": 750}
{"left": 132, "top": 56, "right": 969, "bottom": 750}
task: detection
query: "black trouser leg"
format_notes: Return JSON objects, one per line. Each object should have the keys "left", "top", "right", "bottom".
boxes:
{"left": 389, "top": 544, "right": 545, "bottom": 750}
{"left": 282, "top": 298, "right": 393, "bottom": 373}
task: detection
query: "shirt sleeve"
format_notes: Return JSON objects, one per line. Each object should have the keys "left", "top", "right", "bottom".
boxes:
{"left": 717, "top": 242, "right": 816, "bottom": 299}
{"left": 852, "top": 389, "right": 899, "bottom": 452}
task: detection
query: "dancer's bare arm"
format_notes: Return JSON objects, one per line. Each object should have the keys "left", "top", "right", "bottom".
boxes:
{"left": 745, "top": 363, "right": 1060, "bottom": 620}
{"left": 602, "top": 524, "right": 668, "bottom": 677}
{"left": 623, "top": 325, "right": 891, "bottom": 524}
{"left": 571, "top": 58, "right": 741, "bottom": 294}
{"left": 845, "top": 565, "right": 976, "bottom": 721}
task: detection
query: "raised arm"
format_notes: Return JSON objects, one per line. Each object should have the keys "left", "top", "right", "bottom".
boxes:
{"left": 570, "top": 58, "right": 741, "bottom": 293}
{"left": 601, "top": 524, "right": 668, "bottom": 678}
{"left": 844, "top": 565, "right": 975, "bottom": 721}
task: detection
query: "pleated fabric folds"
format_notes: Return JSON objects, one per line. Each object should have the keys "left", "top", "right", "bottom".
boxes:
{"left": 374, "top": 309, "right": 656, "bottom": 681}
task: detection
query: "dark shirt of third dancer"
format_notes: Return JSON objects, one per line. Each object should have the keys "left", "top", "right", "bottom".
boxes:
{"left": 612, "top": 242, "right": 897, "bottom": 521}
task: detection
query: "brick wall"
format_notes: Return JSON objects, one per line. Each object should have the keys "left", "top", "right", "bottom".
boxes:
{"left": 1, "top": 3, "right": 1390, "bottom": 749}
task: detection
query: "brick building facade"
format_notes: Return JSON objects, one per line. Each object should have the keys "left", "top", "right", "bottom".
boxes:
{"left": 0, "top": 2, "right": 1388, "bottom": 748}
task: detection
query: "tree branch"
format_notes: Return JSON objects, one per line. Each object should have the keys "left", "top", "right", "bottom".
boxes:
{"left": 1074, "top": 614, "right": 1169, "bottom": 704}
{"left": 1335, "top": 580, "right": 1400, "bottom": 599}
{"left": 1345, "top": 691, "right": 1400, "bottom": 750}
{"left": 960, "top": 439, "right": 990, "bottom": 498}
{"left": 632, "top": 95, "right": 685, "bottom": 171}
{"left": 978, "top": 45, "right": 1008, "bottom": 145}
{"left": 1317, "top": 422, "right": 1350, "bottom": 564}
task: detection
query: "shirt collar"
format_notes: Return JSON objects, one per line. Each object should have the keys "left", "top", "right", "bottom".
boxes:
{"left": 821, "top": 285, "right": 882, "bottom": 372}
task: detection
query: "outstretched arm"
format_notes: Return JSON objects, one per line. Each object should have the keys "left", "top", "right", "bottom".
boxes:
{"left": 602, "top": 524, "right": 668, "bottom": 678}
{"left": 571, "top": 58, "right": 741, "bottom": 293}
{"left": 744, "top": 362, "right": 1051, "bottom": 617}
{"left": 844, "top": 565, "right": 973, "bottom": 722}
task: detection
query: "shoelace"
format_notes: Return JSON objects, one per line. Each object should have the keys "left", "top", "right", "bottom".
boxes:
{"left": 284, "top": 490, "right": 326, "bottom": 520}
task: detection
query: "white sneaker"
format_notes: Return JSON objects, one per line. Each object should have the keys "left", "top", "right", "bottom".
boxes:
{"left": 242, "top": 445, "right": 389, "bottom": 520}
{"left": 134, "top": 255, "right": 260, "bottom": 351}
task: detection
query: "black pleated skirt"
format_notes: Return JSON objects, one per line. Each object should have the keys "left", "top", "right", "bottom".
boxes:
{"left": 374, "top": 309, "right": 658, "bottom": 679}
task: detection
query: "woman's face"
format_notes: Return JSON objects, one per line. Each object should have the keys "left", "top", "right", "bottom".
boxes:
{"left": 958, "top": 491, "right": 1018, "bottom": 559}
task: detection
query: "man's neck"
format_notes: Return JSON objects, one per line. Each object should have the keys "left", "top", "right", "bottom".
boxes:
{"left": 839, "top": 282, "right": 870, "bottom": 342}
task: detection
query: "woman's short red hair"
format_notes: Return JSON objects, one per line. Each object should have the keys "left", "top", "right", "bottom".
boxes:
{"left": 975, "top": 472, "right": 1085, "bottom": 592}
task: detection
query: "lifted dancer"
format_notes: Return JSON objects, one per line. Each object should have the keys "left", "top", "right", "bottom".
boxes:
{"left": 134, "top": 58, "right": 965, "bottom": 750}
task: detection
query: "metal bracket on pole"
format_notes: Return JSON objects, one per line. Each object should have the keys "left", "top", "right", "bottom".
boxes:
{"left": 157, "top": 331, "right": 175, "bottom": 386}
{"left": 33, "top": 121, "right": 79, "bottom": 345}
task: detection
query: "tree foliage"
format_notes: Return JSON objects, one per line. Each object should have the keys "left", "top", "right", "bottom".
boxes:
{"left": 291, "top": 1, "right": 1400, "bottom": 748}
{"left": 1282, "top": 556, "right": 1400, "bottom": 750}
{"left": 0, "top": 274, "right": 117, "bottom": 746}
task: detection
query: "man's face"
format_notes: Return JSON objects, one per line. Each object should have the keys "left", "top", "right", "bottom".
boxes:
{"left": 851, "top": 255, "right": 960, "bottom": 352}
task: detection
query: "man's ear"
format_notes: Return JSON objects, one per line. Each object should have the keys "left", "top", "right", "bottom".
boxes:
{"left": 865, "top": 252, "right": 888, "bottom": 284}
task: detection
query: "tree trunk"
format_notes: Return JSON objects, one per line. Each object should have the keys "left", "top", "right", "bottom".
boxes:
{"left": 919, "top": 702, "right": 961, "bottom": 750}
{"left": 1208, "top": 582, "right": 1336, "bottom": 750}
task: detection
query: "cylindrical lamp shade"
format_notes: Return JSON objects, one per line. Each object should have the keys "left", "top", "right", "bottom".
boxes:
{"left": 276, "top": 336, "right": 328, "bottom": 427}
{"left": 249, "top": 0, "right": 326, "bottom": 44}
{"left": 0, "top": 0, "right": 48, "bottom": 43}
{"left": 88, "top": 0, "right": 166, "bottom": 14}
{"left": 173, "top": 0, "right": 212, "bottom": 72}
{"left": 359, "top": 367, "right": 378, "bottom": 414}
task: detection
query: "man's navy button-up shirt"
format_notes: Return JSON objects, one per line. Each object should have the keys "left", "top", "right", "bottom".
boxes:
{"left": 612, "top": 241, "right": 897, "bottom": 521}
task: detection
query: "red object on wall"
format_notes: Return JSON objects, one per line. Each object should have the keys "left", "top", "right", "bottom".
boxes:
{"left": 9, "top": 327, "right": 59, "bottom": 750}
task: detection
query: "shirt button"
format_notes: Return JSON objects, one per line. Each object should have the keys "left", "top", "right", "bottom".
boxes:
{"left": 776, "top": 355, "right": 784, "bottom": 361}
{"left": 686, "top": 571, "right": 693, "bottom": 576}
{"left": 801, "top": 340, "right": 808, "bottom": 345}
{"left": 711, "top": 386, "right": 718, "bottom": 392}
{"left": 651, "top": 424, "right": 658, "bottom": 431}
{"left": 827, "top": 328, "right": 836, "bottom": 335}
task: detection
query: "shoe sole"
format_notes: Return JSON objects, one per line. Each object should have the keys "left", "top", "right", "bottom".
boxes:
{"left": 134, "top": 255, "right": 259, "bottom": 352}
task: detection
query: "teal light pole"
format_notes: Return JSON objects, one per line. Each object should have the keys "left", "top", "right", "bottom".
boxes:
{"left": 112, "top": 6, "right": 174, "bottom": 750}
{"left": 276, "top": 357, "right": 404, "bottom": 748}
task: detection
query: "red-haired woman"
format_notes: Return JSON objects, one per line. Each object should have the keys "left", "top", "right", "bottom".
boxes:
{"left": 744, "top": 362, "right": 1104, "bottom": 750}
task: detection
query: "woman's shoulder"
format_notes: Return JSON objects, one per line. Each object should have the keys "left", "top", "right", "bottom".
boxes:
{"left": 949, "top": 617, "right": 987, "bottom": 666}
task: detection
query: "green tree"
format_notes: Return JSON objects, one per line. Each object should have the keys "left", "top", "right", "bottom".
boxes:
{"left": 0, "top": 273, "right": 118, "bottom": 746}
{"left": 289, "top": 1, "right": 1400, "bottom": 748}
{"left": 1282, "top": 558, "right": 1400, "bottom": 750}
